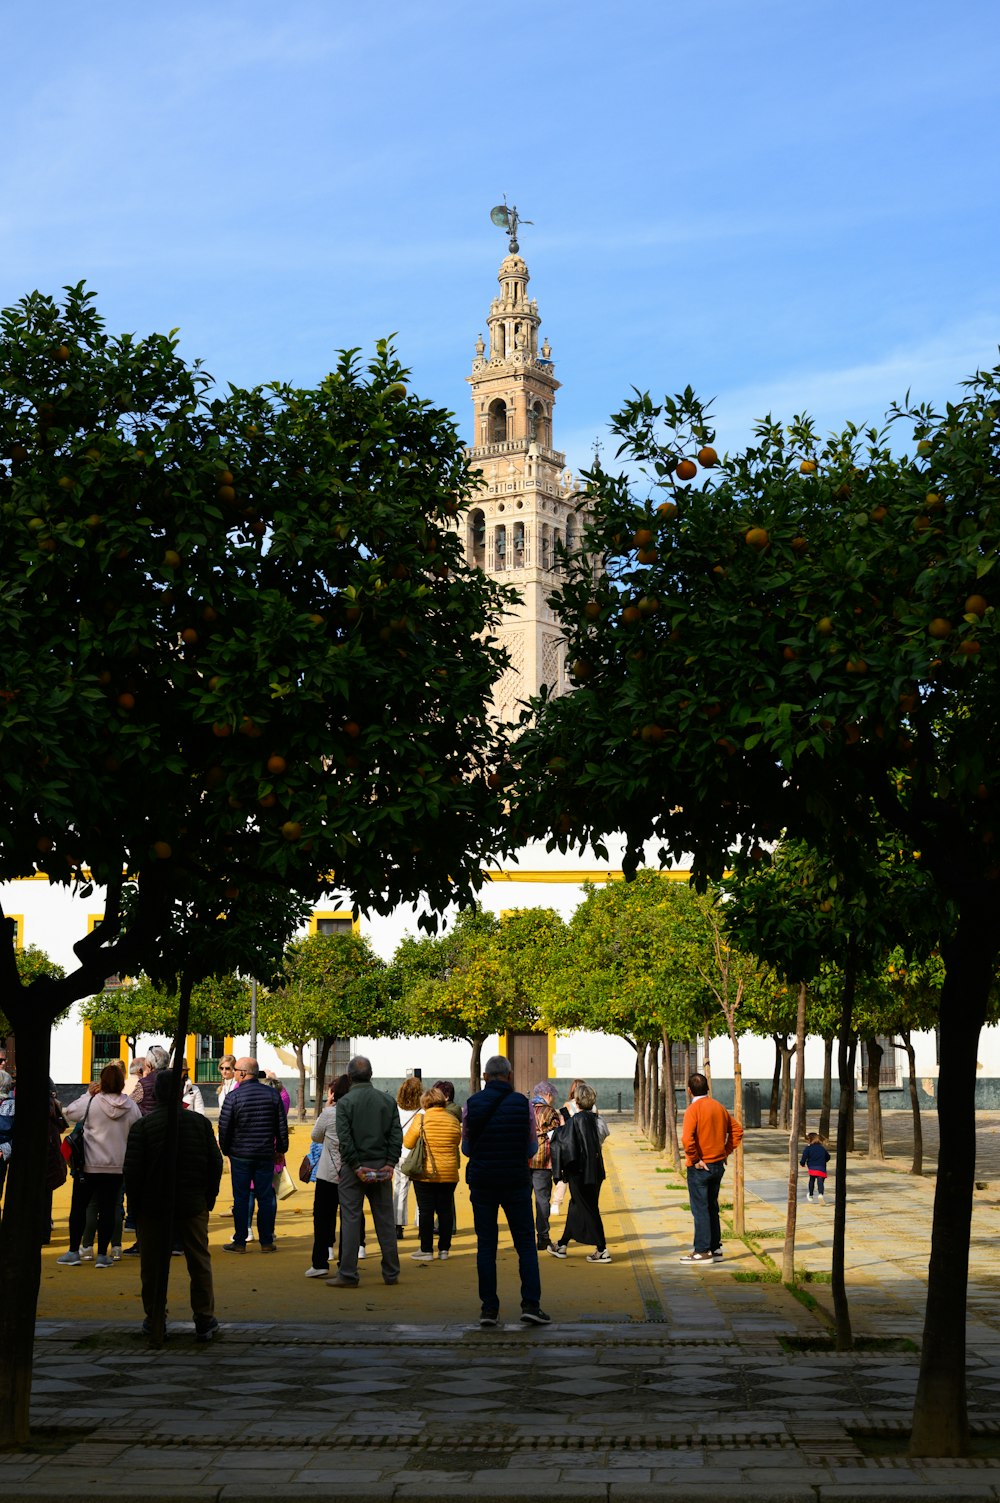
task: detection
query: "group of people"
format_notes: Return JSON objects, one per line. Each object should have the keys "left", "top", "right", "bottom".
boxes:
{"left": 2, "top": 1040, "right": 757, "bottom": 1337}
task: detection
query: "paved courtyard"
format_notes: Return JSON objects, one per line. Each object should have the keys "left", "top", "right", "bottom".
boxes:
{"left": 9, "top": 1109, "right": 1000, "bottom": 1499}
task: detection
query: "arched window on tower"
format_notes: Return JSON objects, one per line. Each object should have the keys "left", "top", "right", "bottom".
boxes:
{"left": 468, "top": 508, "right": 486, "bottom": 568}
{"left": 565, "top": 513, "right": 577, "bottom": 557}
{"left": 512, "top": 521, "right": 525, "bottom": 565}
{"left": 540, "top": 523, "right": 550, "bottom": 571}
{"left": 488, "top": 398, "right": 508, "bottom": 444}
{"left": 552, "top": 526, "right": 562, "bottom": 570}
{"left": 532, "top": 402, "right": 551, "bottom": 448}
{"left": 494, "top": 524, "right": 506, "bottom": 571}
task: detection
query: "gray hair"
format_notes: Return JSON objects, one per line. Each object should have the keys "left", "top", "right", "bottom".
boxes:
{"left": 145, "top": 1045, "right": 169, "bottom": 1072}
{"left": 129, "top": 1058, "right": 145, "bottom": 1076}
{"left": 574, "top": 1081, "right": 597, "bottom": 1111}
{"left": 347, "top": 1055, "right": 372, "bottom": 1082}
{"left": 483, "top": 1055, "right": 512, "bottom": 1080}
{"left": 0, "top": 1069, "right": 12, "bottom": 1098}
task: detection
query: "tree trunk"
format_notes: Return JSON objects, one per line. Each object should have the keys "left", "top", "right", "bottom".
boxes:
{"left": 0, "top": 1008, "right": 52, "bottom": 1444}
{"left": 900, "top": 1032, "right": 922, "bottom": 1176}
{"left": 819, "top": 1036, "right": 833, "bottom": 1141}
{"left": 632, "top": 1049, "right": 641, "bottom": 1124}
{"left": 649, "top": 1042, "right": 665, "bottom": 1149}
{"left": 864, "top": 1034, "right": 885, "bottom": 1160}
{"left": 316, "top": 1036, "right": 333, "bottom": 1109}
{"left": 147, "top": 979, "right": 194, "bottom": 1348}
{"left": 655, "top": 1043, "right": 668, "bottom": 1152}
{"left": 294, "top": 1043, "right": 307, "bottom": 1122}
{"left": 832, "top": 965, "right": 857, "bottom": 1352}
{"left": 909, "top": 909, "right": 995, "bottom": 1457}
{"left": 661, "top": 1030, "right": 681, "bottom": 1170}
{"left": 469, "top": 1034, "right": 487, "bottom": 1098}
{"left": 637, "top": 1043, "right": 648, "bottom": 1134}
{"left": 702, "top": 1022, "right": 711, "bottom": 1089}
{"left": 778, "top": 1035, "right": 793, "bottom": 1130}
{"left": 730, "top": 1030, "right": 745, "bottom": 1238}
{"left": 781, "top": 983, "right": 807, "bottom": 1284}
{"left": 768, "top": 1037, "right": 781, "bottom": 1127}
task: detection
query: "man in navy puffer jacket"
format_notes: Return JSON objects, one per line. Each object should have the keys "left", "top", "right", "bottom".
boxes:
{"left": 462, "top": 1055, "right": 550, "bottom": 1327}
{"left": 218, "top": 1057, "right": 288, "bottom": 1252}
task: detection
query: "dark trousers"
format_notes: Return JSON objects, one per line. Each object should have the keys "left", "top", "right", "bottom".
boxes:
{"left": 136, "top": 1210, "right": 214, "bottom": 1321}
{"left": 69, "top": 1172, "right": 122, "bottom": 1256}
{"left": 412, "top": 1180, "right": 457, "bottom": 1253}
{"left": 531, "top": 1168, "right": 553, "bottom": 1245}
{"left": 687, "top": 1160, "right": 726, "bottom": 1253}
{"left": 807, "top": 1173, "right": 826, "bottom": 1199}
{"left": 311, "top": 1178, "right": 339, "bottom": 1270}
{"left": 469, "top": 1179, "right": 541, "bottom": 1314}
{"left": 229, "top": 1156, "right": 276, "bottom": 1245}
{"left": 561, "top": 1176, "right": 606, "bottom": 1251}
{"left": 337, "top": 1171, "right": 399, "bottom": 1282}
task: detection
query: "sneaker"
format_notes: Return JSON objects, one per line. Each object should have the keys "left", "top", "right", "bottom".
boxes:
{"left": 195, "top": 1316, "right": 220, "bottom": 1342}
{"left": 711, "top": 1247, "right": 724, "bottom": 1259}
{"left": 357, "top": 1246, "right": 366, "bottom": 1260}
{"left": 479, "top": 1309, "right": 499, "bottom": 1327}
{"left": 171, "top": 1247, "right": 183, "bottom": 1256}
{"left": 111, "top": 1246, "right": 122, "bottom": 1261}
{"left": 410, "top": 1251, "right": 434, "bottom": 1262}
{"left": 246, "top": 1228, "right": 254, "bottom": 1242}
{"left": 438, "top": 1250, "right": 449, "bottom": 1260}
{"left": 679, "top": 1251, "right": 714, "bottom": 1263}
{"left": 548, "top": 1242, "right": 567, "bottom": 1258}
{"left": 78, "top": 1245, "right": 94, "bottom": 1262}
{"left": 222, "top": 1241, "right": 246, "bottom": 1253}
{"left": 304, "top": 1266, "right": 329, "bottom": 1278}
{"left": 56, "top": 1250, "right": 82, "bottom": 1266}
{"left": 94, "top": 1253, "right": 114, "bottom": 1269}
{"left": 122, "top": 1244, "right": 141, "bottom": 1257}
{"left": 586, "top": 1249, "right": 612, "bottom": 1264}
{"left": 520, "top": 1306, "right": 552, "bottom": 1325}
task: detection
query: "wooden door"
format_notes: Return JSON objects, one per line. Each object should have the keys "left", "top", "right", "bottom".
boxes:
{"left": 507, "top": 1032, "right": 548, "bottom": 1097}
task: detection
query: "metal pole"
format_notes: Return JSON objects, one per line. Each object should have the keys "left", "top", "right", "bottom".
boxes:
{"left": 249, "top": 977, "right": 258, "bottom": 1061}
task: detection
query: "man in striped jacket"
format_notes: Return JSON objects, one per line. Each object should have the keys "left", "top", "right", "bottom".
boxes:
{"left": 218, "top": 1057, "right": 289, "bottom": 1253}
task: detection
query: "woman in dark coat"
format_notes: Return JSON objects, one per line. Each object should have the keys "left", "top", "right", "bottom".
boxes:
{"left": 548, "top": 1081, "right": 612, "bottom": 1263}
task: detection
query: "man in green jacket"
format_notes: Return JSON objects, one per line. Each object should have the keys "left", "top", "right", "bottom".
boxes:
{"left": 328, "top": 1056, "right": 402, "bottom": 1288}
{"left": 124, "top": 1069, "right": 224, "bottom": 1339}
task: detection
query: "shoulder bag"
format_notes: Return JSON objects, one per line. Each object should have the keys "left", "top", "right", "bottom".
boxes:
{"left": 400, "top": 1111, "right": 426, "bottom": 1179}
{"left": 66, "top": 1095, "right": 94, "bottom": 1179}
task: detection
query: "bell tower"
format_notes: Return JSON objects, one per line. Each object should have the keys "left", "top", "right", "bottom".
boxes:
{"left": 465, "top": 244, "right": 580, "bottom": 722}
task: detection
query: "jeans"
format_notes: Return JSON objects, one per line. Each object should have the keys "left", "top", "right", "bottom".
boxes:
{"left": 687, "top": 1160, "right": 726, "bottom": 1253}
{"left": 469, "top": 1178, "right": 541, "bottom": 1314}
{"left": 412, "top": 1180, "right": 457, "bottom": 1253}
{"left": 229, "top": 1156, "right": 276, "bottom": 1246}
{"left": 531, "top": 1168, "right": 553, "bottom": 1245}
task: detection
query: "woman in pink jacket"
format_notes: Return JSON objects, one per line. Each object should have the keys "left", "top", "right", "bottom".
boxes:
{"left": 59, "top": 1063, "right": 141, "bottom": 1269}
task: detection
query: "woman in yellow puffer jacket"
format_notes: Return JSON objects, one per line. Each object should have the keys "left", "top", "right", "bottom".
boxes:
{"left": 401, "top": 1087, "right": 461, "bottom": 1262}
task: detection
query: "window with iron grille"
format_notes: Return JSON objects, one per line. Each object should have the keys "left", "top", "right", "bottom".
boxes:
{"left": 316, "top": 917, "right": 353, "bottom": 936}
{"left": 859, "top": 1036, "right": 899, "bottom": 1087}
{"left": 91, "top": 1031, "right": 121, "bottom": 1080}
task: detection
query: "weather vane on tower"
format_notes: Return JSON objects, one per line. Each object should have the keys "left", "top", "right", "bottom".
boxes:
{"left": 490, "top": 197, "right": 533, "bottom": 254}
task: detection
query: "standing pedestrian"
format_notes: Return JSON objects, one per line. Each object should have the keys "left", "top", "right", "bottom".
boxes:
{"left": 402, "top": 1086, "right": 461, "bottom": 1262}
{"left": 124, "top": 1069, "right": 224, "bottom": 1340}
{"left": 58, "top": 1064, "right": 141, "bottom": 1267}
{"left": 327, "top": 1056, "right": 401, "bottom": 1288}
{"left": 216, "top": 1055, "right": 238, "bottom": 1106}
{"left": 304, "top": 1073, "right": 351, "bottom": 1278}
{"left": 463, "top": 1055, "right": 550, "bottom": 1327}
{"left": 528, "top": 1081, "right": 562, "bottom": 1251}
{"left": 548, "top": 1081, "right": 611, "bottom": 1263}
{"left": 679, "top": 1072, "right": 743, "bottom": 1264}
{"left": 393, "top": 1077, "right": 423, "bottom": 1237}
{"left": 217, "top": 1057, "right": 288, "bottom": 1252}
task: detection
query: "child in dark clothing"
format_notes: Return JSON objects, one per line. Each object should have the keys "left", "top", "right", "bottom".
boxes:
{"left": 800, "top": 1132, "right": 830, "bottom": 1201}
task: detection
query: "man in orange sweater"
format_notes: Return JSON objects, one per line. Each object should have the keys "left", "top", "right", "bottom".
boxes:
{"left": 680, "top": 1072, "right": 743, "bottom": 1265}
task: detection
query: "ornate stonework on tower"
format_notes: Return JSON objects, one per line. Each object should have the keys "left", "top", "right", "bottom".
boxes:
{"left": 465, "top": 248, "right": 581, "bottom": 722}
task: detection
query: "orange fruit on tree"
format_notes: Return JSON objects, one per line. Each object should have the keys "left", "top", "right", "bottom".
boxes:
{"left": 965, "top": 594, "right": 988, "bottom": 618}
{"left": 675, "top": 459, "right": 697, "bottom": 481}
{"left": 117, "top": 692, "right": 135, "bottom": 710}
{"left": 258, "top": 792, "right": 278, "bottom": 808}
{"left": 927, "top": 618, "right": 952, "bottom": 639}
{"left": 280, "top": 821, "right": 302, "bottom": 842}
{"left": 697, "top": 446, "right": 718, "bottom": 468}
{"left": 583, "top": 601, "right": 602, "bottom": 621}
{"left": 636, "top": 547, "right": 658, "bottom": 565}
{"left": 212, "top": 722, "right": 231, "bottom": 738}
{"left": 846, "top": 657, "right": 868, "bottom": 674}
{"left": 640, "top": 723, "right": 665, "bottom": 744}
{"left": 745, "top": 527, "right": 769, "bottom": 550}
{"left": 163, "top": 549, "right": 181, "bottom": 568}
{"left": 152, "top": 840, "right": 172, "bottom": 860}
{"left": 266, "top": 754, "right": 287, "bottom": 775}
{"left": 633, "top": 528, "right": 654, "bottom": 549}
{"left": 571, "top": 659, "right": 593, "bottom": 680}
{"left": 870, "top": 505, "right": 888, "bottom": 522}
{"left": 657, "top": 501, "right": 677, "bottom": 518}
{"left": 782, "top": 646, "right": 797, "bottom": 662}
{"left": 799, "top": 459, "right": 817, "bottom": 475}
{"left": 957, "top": 639, "right": 981, "bottom": 657}
{"left": 622, "top": 605, "right": 642, "bottom": 626}
{"left": 344, "top": 720, "right": 361, "bottom": 738}
{"left": 181, "top": 628, "right": 198, "bottom": 645}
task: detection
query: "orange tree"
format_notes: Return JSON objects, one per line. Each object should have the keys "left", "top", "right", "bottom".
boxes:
{"left": 81, "top": 970, "right": 252, "bottom": 1062}
{"left": 511, "top": 365, "right": 1000, "bottom": 1456}
{"left": 258, "top": 931, "right": 392, "bottom": 1118}
{"left": 0, "top": 285, "right": 516, "bottom": 1440}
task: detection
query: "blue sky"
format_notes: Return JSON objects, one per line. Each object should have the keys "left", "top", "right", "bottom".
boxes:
{"left": 3, "top": 0, "right": 999, "bottom": 472}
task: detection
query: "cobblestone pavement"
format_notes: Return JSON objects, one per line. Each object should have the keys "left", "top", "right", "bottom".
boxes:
{"left": 11, "top": 1111, "right": 1000, "bottom": 1500}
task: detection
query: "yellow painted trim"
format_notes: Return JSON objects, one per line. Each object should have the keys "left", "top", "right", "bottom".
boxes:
{"left": 310, "top": 909, "right": 360, "bottom": 935}
{"left": 186, "top": 1036, "right": 197, "bottom": 1073}
{"left": 498, "top": 1027, "right": 557, "bottom": 1076}
{"left": 483, "top": 869, "right": 692, "bottom": 884}
{"left": 82, "top": 1019, "right": 93, "bottom": 1083}
{"left": 224, "top": 1035, "right": 235, "bottom": 1056}
{"left": 8, "top": 914, "right": 24, "bottom": 950}
{"left": 119, "top": 1036, "right": 129, "bottom": 1067}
